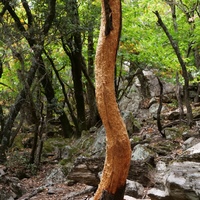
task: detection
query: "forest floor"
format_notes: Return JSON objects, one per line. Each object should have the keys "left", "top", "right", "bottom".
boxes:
{"left": 18, "top": 162, "right": 94, "bottom": 200}
{"left": 2, "top": 102, "right": 200, "bottom": 200}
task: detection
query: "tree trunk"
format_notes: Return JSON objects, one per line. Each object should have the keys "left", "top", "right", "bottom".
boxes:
{"left": 157, "top": 77, "right": 166, "bottom": 138}
{"left": 94, "top": 0, "right": 131, "bottom": 199}
{"left": 62, "top": 0, "right": 86, "bottom": 134}
{"left": 176, "top": 72, "right": 184, "bottom": 119}
{"left": 70, "top": 55, "right": 86, "bottom": 135}
{"left": 87, "top": 26, "right": 99, "bottom": 128}
{"left": 136, "top": 68, "right": 151, "bottom": 99}
{"left": 44, "top": 49, "right": 78, "bottom": 135}
{"left": 154, "top": 11, "right": 193, "bottom": 127}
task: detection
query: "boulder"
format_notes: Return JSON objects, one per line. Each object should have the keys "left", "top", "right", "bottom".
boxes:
{"left": 181, "top": 142, "right": 200, "bottom": 161}
{"left": 125, "top": 179, "right": 144, "bottom": 198}
{"left": 166, "top": 161, "right": 200, "bottom": 200}
{"left": 0, "top": 172, "right": 25, "bottom": 200}
{"left": 128, "top": 144, "right": 155, "bottom": 187}
{"left": 148, "top": 161, "right": 200, "bottom": 200}
{"left": 67, "top": 157, "right": 104, "bottom": 186}
{"left": 45, "top": 167, "right": 67, "bottom": 185}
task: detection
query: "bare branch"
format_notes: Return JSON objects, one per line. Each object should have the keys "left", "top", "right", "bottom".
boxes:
{"left": 42, "top": 0, "right": 56, "bottom": 36}
{"left": 21, "top": 0, "right": 33, "bottom": 28}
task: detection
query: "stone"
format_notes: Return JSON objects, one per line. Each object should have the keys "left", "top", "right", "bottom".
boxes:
{"left": 45, "top": 167, "right": 66, "bottom": 186}
{"left": 128, "top": 158, "right": 155, "bottom": 187}
{"left": 181, "top": 142, "right": 200, "bottom": 161}
{"left": 119, "top": 84, "right": 141, "bottom": 115}
{"left": 182, "top": 131, "right": 200, "bottom": 141}
{"left": 125, "top": 179, "right": 144, "bottom": 198}
{"left": 148, "top": 188, "right": 170, "bottom": 200}
{"left": 0, "top": 175, "right": 25, "bottom": 200}
{"left": 182, "top": 131, "right": 192, "bottom": 141}
{"left": 67, "top": 157, "right": 104, "bottom": 186}
{"left": 183, "top": 136, "right": 195, "bottom": 146}
{"left": 89, "top": 127, "right": 106, "bottom": 157}
{"left": 131, "top": 144, "right": 152, "bottom": 161}
{"left": 148, "top": 161, "right": 200, "bottom": 200}
{"left": 167, "top": 111, "right": 180, "bottom": 120}
{"left": 166, "top": 162, "right": 200, "bottom": 200}
{"left": 152, "top": 161, "right": 167, "bottom": 190}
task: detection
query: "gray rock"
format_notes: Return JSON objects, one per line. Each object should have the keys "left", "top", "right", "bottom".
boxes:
{"left": 149, "top": 103, "right": 166, "bottom": 118}
{"left": 119, "top": 84, "right": 141, "bottom": 115}
{"left": 67, "top": 157, "right": 104, "bottom": 186}
{"left": 182, "top": 137, "right": 195, "bottom": 150}
{"left": 131, "top": 144, "right": 152, "bottom": 161}
{"left": 148, "top": 188, "right": 170, "bottom": 200}
{"left": 61, "top": 145, "right": 71, "bottom": 159}
{"left": 45, "top": 167, "right": 66, "bottom": 185}
{"left": 148, "top": 161, "right": 200, "bottom": 200}
{"left": 128, "top": 157, "right": 155, "bottom": 187}
{"left": 125, "top": 179, "right": 144, "bottom": 198}
{"left": 89, "top": 127, "right": 106, "bottom": 157}
{"left": 166, "top": 161, "right": 200, "bottom": 200}
{"left": 181, "top": 142, "right": 200, "bottom": 161}
{"left": 152, "top": 161, "right": 168, "bottom": 190}
{"left": 182, "top": 131, "right": 200, "bottom": 141}
{"left": 0, "top": 175, "right": 25, "bottom": 200}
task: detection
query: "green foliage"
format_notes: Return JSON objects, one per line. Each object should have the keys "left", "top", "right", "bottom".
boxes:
{"left": 119, "top": 0, "right": 200, "bottom": 83}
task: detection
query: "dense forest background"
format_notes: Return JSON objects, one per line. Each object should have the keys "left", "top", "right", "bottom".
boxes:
{"left": 0, "top": 0, "right": 200, "bottom": 165}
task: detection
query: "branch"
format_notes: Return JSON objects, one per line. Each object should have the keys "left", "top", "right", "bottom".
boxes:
{"left": 1, "top": 1, "right": 35, "bottom": 47}
{"left": 42, "top": 0, "right": 56, "bottom": 36}
{"left": 21, "top": 0, "right": 33, "bottom": 28}
{"left": 0, "top": 2, "right": 9, "bottom": 19}
{"left": 153, "top": 11, "right": 187, "bottom": 78}
{"left": 156, "top": 77, "right": 166, "bottom": 138}
{"left": 2, "top": 2, "right": 26, "bottom": 33}
{"left": 43, "top": 49, "right": 79, "bottom": 133}
{"left": 153, "top": 10, "right": 193, "bottom": 126}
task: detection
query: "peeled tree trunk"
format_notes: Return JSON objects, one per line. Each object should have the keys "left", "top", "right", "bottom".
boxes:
{"left": 94, "top": 0, "right": 131, "bottom": 199}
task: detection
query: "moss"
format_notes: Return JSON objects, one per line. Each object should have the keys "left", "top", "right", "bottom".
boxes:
{"left": 59, "top": 158, "right": 68, "bottom": 165}
{"left": 43, "top": 137, "right": 69, "bottom": 154}
{"left": 131, "top": 136, "right": 141, "bottom": 143}
{"left": 12, "top": 134, "right": 24, "bottom": 150}
{"left": 164, "top": 127, "right": 182, "bottom": 140}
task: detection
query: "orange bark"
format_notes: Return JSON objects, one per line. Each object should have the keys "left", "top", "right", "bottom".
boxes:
{"left": 94, "top": 0, "right": 132, "bottom": 199}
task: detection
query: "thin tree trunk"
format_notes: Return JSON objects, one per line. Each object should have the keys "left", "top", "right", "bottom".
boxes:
{"left": 0, "top": 105, "right": 4, "bottom": 141}
{"left": 136, "top": 68, "right": 151, "bottom": 99}
{"left": 62, "top": 0, "right": 86, "bottom": 134}
{"left": 94, "top": 0, "right": 131, "bottom": 199}
{"left": 0, "top": 0, "right": 57, "bottom": 163}
{"left": 194, "top": 83, "right": 200, "bottom": 103}
{"left": 154, "top": 11, "right": 193, "bottom": 127}
{"left": 70, "top": 55, "right": 86, "bottom": 134}
{"left": 87, "top": 26, "right": 99, "bottom": 128}
{"left": 43, "top": 50, "right": 76, "bottom": 136}
{"left": 157, "top": 77, "right": 166, "bottom": 138}
{"left": 176, "top": 72, "right": 184, "bottom": 119}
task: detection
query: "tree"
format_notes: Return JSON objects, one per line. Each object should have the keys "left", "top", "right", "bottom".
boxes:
{"left": 94, "top": 0, "right": 131, "bottom": 199}
{"left": 154, "top": 10, "right": 193, "bottom": 126}
{"left": 0, "top": 0, "right": 74, "bottom": 164}
{"left": 59, "top": 0, "right": 87, "bottom": 135}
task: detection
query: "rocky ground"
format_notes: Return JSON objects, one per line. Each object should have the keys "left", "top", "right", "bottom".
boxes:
{"left": 1, "top": 71, "right": 200, "bottom": 200}
{"left": 1, "top": 115, "right": 199, "bottom": 200}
